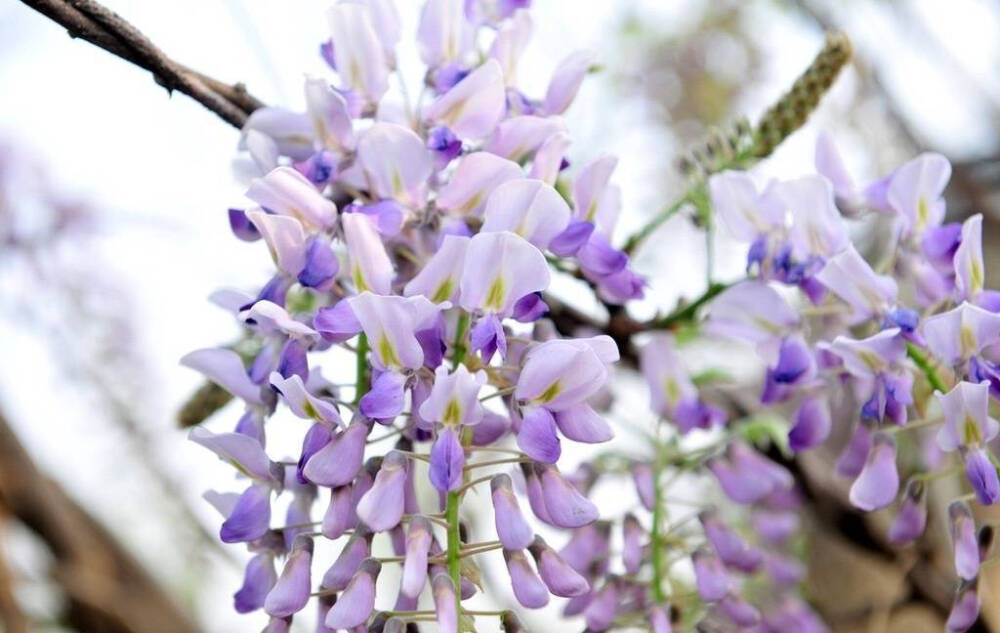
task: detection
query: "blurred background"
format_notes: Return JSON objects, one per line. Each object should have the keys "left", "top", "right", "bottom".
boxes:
{"left": 1, "top": 0, "right": 1000, "bottom": 631}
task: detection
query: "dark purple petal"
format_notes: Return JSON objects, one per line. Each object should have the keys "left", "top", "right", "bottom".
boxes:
{"left": 429, "top": 428, "right": 465, "bottom": 492}
{"left": 277, "top": 338, "right": 309, "bottom": 381}
{"left": 229, "top": 208, "right": 261, "bottom": 241}
{"left": 297, "top": 236, "right": 339, "bottom": 289}
{"left": 549, "top": 220, "right": 595, "bottom": 257}
{"left": 512, "top": 292, "right": 549, "bottom": 323}
{"left": 965, "top": 447, "right": 1000, "bottom": 505}
{"left": 220, "top": 483, "right": 271, "bottom": 543}
{"left": 234, "top": 553, "right": 277, "bottom": 613}
{"left": 313, "top": 299, "right": 362, "bottom": 343}
{"left": 788, "top": 396, "right": 831, "bottom": 452}
{"left": 578, "top": 233, "right": 627, "bottom": 276}
{"left": 470, "top": 314, "right": 506, "bottom": 363}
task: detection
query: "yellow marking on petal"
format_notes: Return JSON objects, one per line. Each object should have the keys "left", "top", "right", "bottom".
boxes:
{"left": 485, "top": 276, "right": 506, "bottom": 312}
{"left": 752, "top": 316, "right": 783, "bottom": 335}
{"left": 858, "top": 349, "right": 884, "bottom": 372}
{"left": 378, "top": 334, "right": 402, "bottom": 369}
{"left": 917, "top": 198, "right": 929, "bottom": 230}
{"left": 353, "top": 265, "right": 370, "bottom": 293}
{"left": 392, "top": 170, "right": 404, "bottom": 197}
{"left": 972, "top": 261, "right": 984, "bottom": 294}
{"left": 443, "top": 398, "right": 462, "bottom": 425}
{"left": 664, "top": 378, "right": 680, "bottom": 405}
{"left": 961, "top": 324, "right": 977, "bottom": 358}
{"left": 964, "top": 415, "right": 983, "bottom": 446}
{"left": 432, "top": 278, "right": 455, "bottom": 303}
{"left": 537, "top": 380, "right": 561, "bottom": 404}
{"left": 302, "top": 399, "right": 320, "bottom": 421}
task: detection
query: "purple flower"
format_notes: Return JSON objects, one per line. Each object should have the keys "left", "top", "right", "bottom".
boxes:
{"left": 357, "top": 451, "right": 408, "bottom": 532}
{"left": 692, "top": 547, "right": 729, "bottom": 601}
{"left": 705, "top": 281, "right": 800, "bottom": 345}
{"left": 320, "top": 532, "right": 369, "bottom": 591}
{"left": 886, "top": 152, "right": 951, "bottom": 236}
{"left": 481, "top": 179, "right": 571, "bottom": 249}
{"left": 401, "top": 517, "right": 432, "bottom": 599}
{"left": 324, "top": 558, "right": 380, "bottom": 629}
{"left": 491, "top": 474, "right": 534, "bottom": 550}
{"left": 436, "top": 152, "right": 522, "bottom": 216}
{"left": 326, "top": 3, "right": 389, "bottom": 103}
{"left": 459, "top": 231, "right": 550, "bottom": 317}
{"left": 788, "top": 396, "right": 831, "bottom": 451}
{"left": 234, "top": 552, "right": 277, "bottom": 613}
{"left": 538, "top": 465, "right": 599, "bottom": 528}
{"left": 302, "top": 420, "right": 367, "bottom": 487}
{"left": 924, "top": 302, "right": 1000, "bottom": 367}
{"left": 849, "top": 433, "right": 899, "bottom": 511}
{"left": 246, "top": 166, "right": 337, "bottom": 230}
{"left": 529, "top": 536, "right": 588, "bottom": 597}
{"left": 424, "top": 59, "right": 506, "bottom": 139}
{"left": 264, "top": 537, "right": 313, "bottom": 617}
{"left": 887, "top": 480, "right": 927, "bottom": 544}
{"left": 950, "top": 502, "right": 979, "bottom": 581}
{"left": 504, "top": 549, "right": 549, "bottom": 608}
{"left": 429, "top": 427, "right": 465, "bottom": 492}
{"left": 543, "top": 49, "right": 594, "bottom": 115}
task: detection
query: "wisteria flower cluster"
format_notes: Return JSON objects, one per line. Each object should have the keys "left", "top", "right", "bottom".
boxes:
{"left": 182, "top": 1, "right": 995, "bottom": 631}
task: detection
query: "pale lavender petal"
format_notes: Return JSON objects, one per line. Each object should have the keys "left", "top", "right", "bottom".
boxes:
{"left": 951, "top": 502, "right": 979, "bottom": 581}
{"left": 322, "top": 485, "right": 358, "bottom": 539}
{"left": 189, "top": 427, "right": 274, "bottom": 482}
{"left": 327, "top": 3, "right": 389, "bottom": 102}
{"left": 324, "top": 559, "right": 380, "bottom": 629}
{"left": 484, "top": 115, "right": 567, "bottom": 163}
{"left": 531, "top": 536, "right": 589, "bottom": 598}
{"left": 504, "top": 549, "right": 549, "bottom": 608}
{"left": 704, "top": 281, "right": 800, "bottom": 345}
{"left": 553, "top": 403, "right": 613, "bottom": 443}
{"left": 313, "top": 298, "right": 363, "bottom": 343}
{"left": 357, "top": 451, "right": 408, "bottom": 531}
{"left": 303, "top": 420, "right": 368, "bottom": 487}
{"left": 418, "top": 364, "right": 486, "bottom": 425}
{"left": 491, "top": 474, "right": 534, "bottom": 550}
{"left": 264, "top": 537, "right": 313, "bottom": 617}
{"left": 359, "top": 370, "right": 407, "bottom": 420}
{"left": 246, "top": 166, "right": 337, "bottom": 229}
{"left": 436, "top": 151, "right": 523, "bottom": 217}
{"left": 517, "top": 407, "right": 561, "bottom": 463}
{"left": 432, "top": 573, "right": 458, "bottom": 633}
{"left": 887, "top": 152, "right": 951, "bottom": 234}
{"left": 693, "top": 547, "right": 729, "bottom": 601}
{"left": 356, "top": 122, "right": 432, "bottom": 205}
{"left": 401, "top": 516, "right": 433, "bottom": 599}
{"left": 543, "top": 50, "right": 595, "bottom": 115}
{"left": 849, "top": 434, "right": 899, "bottom": 511}
{"left": 424, "top": 59, "right": 505, "bottom": 139}
{"left": 181, "top": 348, "right": 263, "bottom": 406}
{"left": 539, "top": 465, "right": 598, "bottom": 527}
{"left": 459, "top": 231, "right": 550, "bottom": 316}
{"left": 403, "top": 235, "right": 469, "bottom": 303}
{"left": 481, "top": 179, "right": 571, "bottom": 248}
{"left": 321, "top": 532, "right": 370, "bottom": 591}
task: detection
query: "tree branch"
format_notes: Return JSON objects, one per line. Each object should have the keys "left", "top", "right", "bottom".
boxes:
{"left": 0, "top": 406, "right": 199, "bottom": 633}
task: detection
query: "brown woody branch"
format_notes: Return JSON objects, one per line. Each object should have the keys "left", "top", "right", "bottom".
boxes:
{"left": 0, "top": 406, "right": 199, "bottom": 633}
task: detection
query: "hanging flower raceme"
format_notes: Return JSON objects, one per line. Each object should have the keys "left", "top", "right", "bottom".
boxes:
{"left": 180, "top": 1, "right": 1000, "bottom": 628}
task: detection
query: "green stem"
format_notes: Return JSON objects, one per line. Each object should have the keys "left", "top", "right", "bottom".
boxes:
{"left": 453, "top": 313, "right": 470, "bottom": 368}
{"left": 651, "top": 455, "right": 665, "bottom": 602}
{"left": 622, "top": 195, "right": 690, "bottom": 256}
{"left": 445, "top": 490, "right": 462, "bottom": 616}
{"left": 906, "top": 342, "right": 948, "bottom": 393}
{"left": 353, "top": 333, "right": 369, "bottom": 406}
{"left": 650, "top": 281, "right": 731, "bottom": 330}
